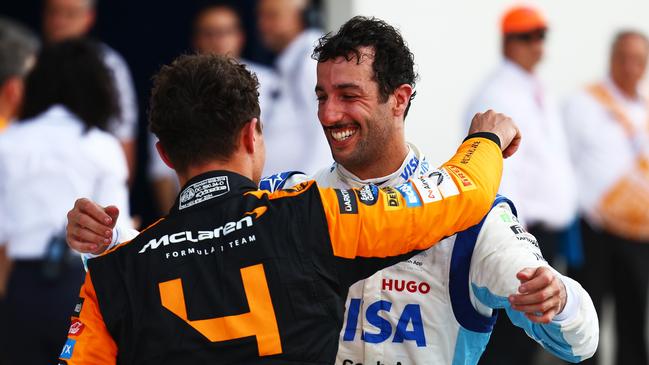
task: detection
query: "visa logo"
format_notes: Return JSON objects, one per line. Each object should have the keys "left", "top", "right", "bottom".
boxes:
{"left": 342, "top": 299, "right": 426, "bottom": 347}
{"left": 399, "top": 156, "right": 419, "bottom": 181}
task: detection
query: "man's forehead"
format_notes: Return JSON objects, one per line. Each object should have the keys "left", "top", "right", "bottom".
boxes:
{"left": 317, "top": 47, "right": 376, "bottom": 83}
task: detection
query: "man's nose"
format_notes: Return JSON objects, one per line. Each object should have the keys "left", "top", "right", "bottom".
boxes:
{"left": 319, "top": 99, "right": 344, "bottom": 125}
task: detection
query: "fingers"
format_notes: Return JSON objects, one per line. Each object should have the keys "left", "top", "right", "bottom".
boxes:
{"left": 524, "top": 310, "right": 557, "bottom": 324}
{"left": 66, "top": 198, "right": 115, "bottom": 254}
{"left": 509, "top": 267, "right": 564, "bottom": 324}
{"left": 104, "top": 205, "right": 120, "bottom": 229}
{"left": 517, "top": 267, "right": 554, "bottom": 293}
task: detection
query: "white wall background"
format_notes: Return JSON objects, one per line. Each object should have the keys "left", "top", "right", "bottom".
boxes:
{"left": 324, "top": 0, "right": 649, "bottom": 167}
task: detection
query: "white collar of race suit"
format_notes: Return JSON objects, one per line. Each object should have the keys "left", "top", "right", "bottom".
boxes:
{"left": 333, "top": 143, "right": 429, "bottom": 188}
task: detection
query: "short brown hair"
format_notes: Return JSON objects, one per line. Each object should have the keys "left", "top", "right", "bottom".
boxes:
{"left": 149, "top": 54, "right": 261, "bottom": 173}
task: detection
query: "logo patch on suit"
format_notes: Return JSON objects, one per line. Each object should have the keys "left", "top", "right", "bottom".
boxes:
{"left": 446, "top": 166, "right": 476, "bottom": 192}
{"left": 179, "top": 176, "right": 230, "bottom": 210}
{"left": 382, "top": 187, "right": 402, "bottom": 211}
{"left": 335, "top": 189, "right": 359, "bottom": 214}
{"left": 356, "top": 185, "right": 379, "bottom": 206}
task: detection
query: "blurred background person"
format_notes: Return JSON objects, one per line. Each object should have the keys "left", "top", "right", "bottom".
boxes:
{"left": 0, "top": 17, "right": 39, "bottom": 365}
{"left": 43, "top": 0, "right": 139, "bottom": 181}
{"left": 465, "top": 6, "right": 578, "bottom": 365}
{"left": 563, "top": 30, "right": 649, "bottom": 365}
{"left": 257, "top": 0, "right": 331, "bottom": 176}
{"left": 149, "top": 3, "right": 279, "bottom": 213}
{"left": 0, "top": 39, "right": 130, "bottom": 364}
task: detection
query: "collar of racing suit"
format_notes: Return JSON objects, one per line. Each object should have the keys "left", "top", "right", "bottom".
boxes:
{"left": 333, "top": 142, "right": 429, "bottom": 188}
{"left": 171, "top": 170, "right": 257, "bottom": 214}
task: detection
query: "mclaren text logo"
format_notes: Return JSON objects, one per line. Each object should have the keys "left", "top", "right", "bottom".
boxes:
{"left": 139, "top": 207, "right": 266, "bottom": 254}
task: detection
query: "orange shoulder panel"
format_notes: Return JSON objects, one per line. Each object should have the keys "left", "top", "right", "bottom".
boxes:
{"left": 319, "top": 137, "right": 502, "bottom": 259}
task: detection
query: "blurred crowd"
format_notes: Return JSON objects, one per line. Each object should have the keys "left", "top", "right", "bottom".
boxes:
{"left": 0, "top": 1, "right": 647, "bottom": 364}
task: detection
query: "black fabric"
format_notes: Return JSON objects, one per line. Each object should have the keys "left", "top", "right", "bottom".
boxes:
{"left": 464, "top": 132, "right": 501, "bottom": 149}
{"left": 479, "top": 224, "right": 563, "bottom": 365}
{"left": 5, "top": 260, "right": 84, "bottom": 365}
{"left": 568, "top": 219, "right": 649, "bottom": 365}
{"left": 88, "top": 171, "right": 411, "bottom": 364}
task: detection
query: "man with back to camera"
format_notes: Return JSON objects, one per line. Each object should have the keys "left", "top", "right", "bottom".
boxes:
{"left": 65, "top": 17, "right": 598, "bottom": 365}
{"left": 43, "top": 0, "right": 139, "bottom": 179}
{"left": 563, "top": 30, "right": 649, "bottom": 365}
{"left": 149, "top": 3, "right": 279, "bottom": 213}
{"left": 57, "top": 52, "right": 518, "bottom": 364}
{"left": 465, "top": 7, "right": 581, "bottom": 364}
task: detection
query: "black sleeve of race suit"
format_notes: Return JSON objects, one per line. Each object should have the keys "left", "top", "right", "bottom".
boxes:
{"left": 333, "top": 250, "right": 424, "bottom": 289}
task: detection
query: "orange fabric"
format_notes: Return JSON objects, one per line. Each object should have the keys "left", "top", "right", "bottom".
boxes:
{"left": 320, "top": 137, "right": 503, "bottom": 259}
{"left": 0, "top": 118, "right": 8, "bottom": 133}
{"left": 587, "top": 83, "right": 649, "bottom": 240}
{"left": 501, "top": 6, "right": 547, "bottom": 34}
{"left": 159, "top": 264, "right": 282, "bottom": 356}
{"left": 60, "top": 272, "right": 118, "bottom": 364}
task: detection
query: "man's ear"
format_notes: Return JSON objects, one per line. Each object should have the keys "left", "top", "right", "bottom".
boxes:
{"left": 155, "top": 141, "right": 174, "bottom": 170}
{"left": 392, "top": 84, "right": 414, "bottom": 117}
{"left": 241, "top": 118, "right": 259, "bottom": 154}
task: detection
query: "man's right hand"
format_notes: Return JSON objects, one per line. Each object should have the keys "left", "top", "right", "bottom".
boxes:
{"left": 66, "top": 198, "right": 120, "bottom": 255}
{"left": 469, "top": 110, "right": 521, "bottom": 158}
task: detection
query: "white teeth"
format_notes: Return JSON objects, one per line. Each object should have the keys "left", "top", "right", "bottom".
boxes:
{"left": 331, "top": 129, "right": 357, "bottom": 141}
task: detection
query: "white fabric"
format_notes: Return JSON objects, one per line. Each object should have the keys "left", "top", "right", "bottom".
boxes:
{"left": 563, "top": 77, "right": 649, "bottom": 225}
{"left": 105, "top": 142, "right": 597, "bottom": 364}
{"left": 261, "top": 29, "right": 332, "bottom": 177}
{"left": 101, "top": 44, "right": 138, "bottom": 142}
{"left": 0, "top": 105, "right": 130, "bottom": 259}
{"left": 466, "top": 60, "right": 578, "bottom": 229}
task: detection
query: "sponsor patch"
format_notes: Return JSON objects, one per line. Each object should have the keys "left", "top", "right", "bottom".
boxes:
{"left": 446, "top": 166, "right": 476, "bottom": 192}
{"left": 68, "top": 319, "right": 84, "bottom": 336}
{"left": 399, "top": 156, "right": 420, "bottom": 181}
{"left": 72, "top": 298, "right": 84, "bottom": 317}
{"left": 179, "top": 176, "right": 230, "bottom": 210}
{"left": 395, "top": 182, "right": 422, "bottom": 207}
{"left": 500, "top": 212, "right": 513, "bottom": 223}
{"left": 335, "top": 189, "right": 359, "bottom": 214}
{"left": 435, "top": 169, "right": 460, "bottom": 198}
{"left": 412, "top": 177, "right": 442, "bottom": 203}
{"left": 59, "top": 338, "right": 76, "bottom": 360}
{"left": 355, "top": 184, "right": 379, "bottom": 206}
{"left": 460, "top": 140, "right": 481, "bottom": 164}
{"left": 381, "top": 187, "right": 403, "bottom": 210}
{"left": 510, "top": 224, "right": 525, "bottom": 235}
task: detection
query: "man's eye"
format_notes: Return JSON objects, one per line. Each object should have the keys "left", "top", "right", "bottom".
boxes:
{"left": 341, "top": 95, "right": 357, "bottom": 100}
{"left": 316, "top": 95, "right": 326, "bottom": 102}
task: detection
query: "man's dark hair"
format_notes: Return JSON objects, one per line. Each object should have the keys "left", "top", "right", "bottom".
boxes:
{"left": 149, "top": 54, "right": 261, "bottom": 173}
{"left": 0, "top": 17, "right": 39, "bottom": 85}
{"left": 20, "top": 38, "right": 118, "bottom": 131}
{"left": 312, "top": 16, "right": 418, "bottom": 117}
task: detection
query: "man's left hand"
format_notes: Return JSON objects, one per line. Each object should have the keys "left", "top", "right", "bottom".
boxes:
{"left": 508, "top": 266, "right": 567, "bottom": 324}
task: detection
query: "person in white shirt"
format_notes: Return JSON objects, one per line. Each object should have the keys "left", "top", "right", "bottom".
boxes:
{"left": 0, "top": 39, "right": 130, "bottom": 365}
{"left": 563, "top": 30, "right": 649, "bottom": 365}
{"left": 257, "top": 0, "right": 331, "bottom": 176}
{"left": 43, "top": 0, "right": 139, "bottom": 180}
{"left": 149, "top": 4, "right": 280, "bottom": 213}
{"left": 465, "top": 6, "right": 579, "bottom": 365}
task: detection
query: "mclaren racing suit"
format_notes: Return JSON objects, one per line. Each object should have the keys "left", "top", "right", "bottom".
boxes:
{"left": 60, "top": 136, "right": 503, "bottom": 364}
{"left": 260, "top": 143, "right": 599, "bottom": 364}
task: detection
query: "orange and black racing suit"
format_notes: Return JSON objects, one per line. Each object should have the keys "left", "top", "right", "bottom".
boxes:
{"left": 58, "top": 135, "right": 502, "bottom": 364}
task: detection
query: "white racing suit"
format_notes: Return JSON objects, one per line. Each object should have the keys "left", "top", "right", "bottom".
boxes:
{"left": 259, "top": 144, "right": 598, "bottom": 365}
{"left": 105, "top": 143, "right": 598, "bottom": 364}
